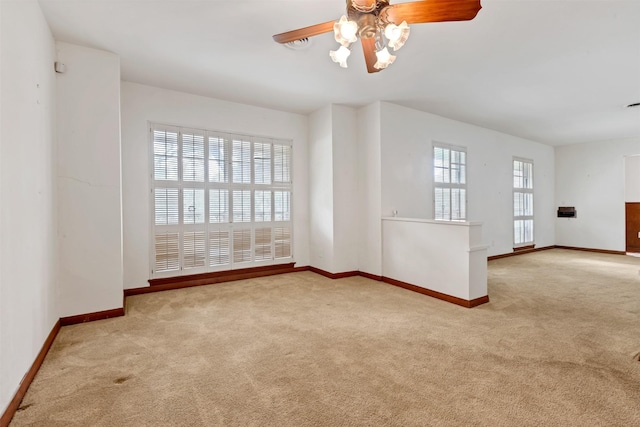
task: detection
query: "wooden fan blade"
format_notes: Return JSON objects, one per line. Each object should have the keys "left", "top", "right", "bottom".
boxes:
{"left": 273, "top": 21, "right": 335, "bottom": 44}
{"left": 386, "top": 0, "right": 482, "bottom": 25}
{"left": 361, "top": 37, "right": 382, "bottom": 74}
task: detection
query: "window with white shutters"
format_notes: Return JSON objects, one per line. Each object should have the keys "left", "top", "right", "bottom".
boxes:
{"left": 150, "top": 124, "right": 293, "bottom": 277}
{"left": 513, "top": 158, "right": 534, "bottom": 246}
{"left": 433, "top": 143, "right": 467, "bottom": 221}
{"left": 275, "top": 227, "right": 292, "bottom": 258}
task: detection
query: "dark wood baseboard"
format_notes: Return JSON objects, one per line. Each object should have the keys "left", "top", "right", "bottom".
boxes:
{"left": 130, "top": 263, "right": 488, "bottom": 309}
{"left": 358, "top": 271, "right": 383, "bottom": 281}
{"left": 489, "top": 245, "right": 627, "bottom": 260}
{"left": 0, "top": 320, "right": 61, "bottom": 427}
{"left": 125, "top": 263, "right": 298, "bottom": 296}
{"left": 60, "top": 307, "right": 125, "bottom": 326}
{"left": 308, "top": 267, "right": 359, "bottom": 280}
{"left": 306, "top": 268, "right": 487, "bottom": 308}
{"left": 553, "top": 246, "right": 626, "bottom": 256}
{"left": 488, "top": 245, "right": 554, "bottom": 260}
{"left": 148, "top": 263, "right": 297, "bottom": 286}
{"left": 382, "top": 276, "right": 489, "bottom": 308}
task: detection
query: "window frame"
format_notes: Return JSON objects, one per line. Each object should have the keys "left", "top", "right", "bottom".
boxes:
{"left": 433, "top": 142, "right": 468, "bottom": 222}
{"left": 513, "top": 157, "right": 534, "bottom": 248}
{"left": 148, "top": 123, "right": 294, "bottom": 279}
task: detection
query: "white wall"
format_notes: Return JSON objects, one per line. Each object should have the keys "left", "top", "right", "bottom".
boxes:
{"left": 309, "top": 106, "right": 334, "bottom": 272}
{"left": 379, "top": 102, "right": 555, "bottom": 257}
{"left": 0, "top": 0, "right": 58, "bottom": 415}
{"left": 120, "top": 82, "right": 310, "bottom": 289}
{"left": 556, "top": 137, "right": 640, "bottom": 251}
{"left": 331, "top": 105, "right": 359, "bottom": 273}
{"left": 308, "top": 104, "right": 360, "bottom": 274}
{"left": 356, "top": 102, "right": 382, "bottom": 276}
{"left": 56, "top": 42, "right": 123, "bottom": 316}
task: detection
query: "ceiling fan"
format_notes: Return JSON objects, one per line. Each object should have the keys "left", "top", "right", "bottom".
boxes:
{"left": 273, "top": 0, "right": 482, "bottom": 73}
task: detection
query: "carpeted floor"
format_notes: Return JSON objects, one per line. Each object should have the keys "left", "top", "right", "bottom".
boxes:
{"left": 10, "top": 249, "right": 640, "bottom": 426}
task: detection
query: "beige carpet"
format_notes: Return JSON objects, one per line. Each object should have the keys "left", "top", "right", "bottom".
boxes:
{"left": 10, "top": 249, "right": 640, "bottom": 426}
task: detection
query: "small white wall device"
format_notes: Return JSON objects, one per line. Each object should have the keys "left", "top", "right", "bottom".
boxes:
{"left": 54, "top": 62, "right": 66, "bottom": 73}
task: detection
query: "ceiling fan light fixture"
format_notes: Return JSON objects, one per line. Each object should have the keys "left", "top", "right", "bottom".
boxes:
{"left": 385, "top": 20, "right": 410, "bottom": 51}
{"left": 273, "top": 0, "right": 482, "bottom": 74}
{"left": 330, "top": 45, "right": 351, "bottom": 68}
{"left": 374, "top": 46, "right": 396, "bottom": 70}
{"left": 334, "top": 15, "right": 358, "bottom": 46}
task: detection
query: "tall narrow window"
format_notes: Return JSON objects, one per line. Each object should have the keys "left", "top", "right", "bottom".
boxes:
{"left": 434, "top": 143, "right": 467, "bottom": 221}
{"left": 513, "top": 158, "right": 534, "bottom": 247}
{"left": 150, "top": 124, "right": 293, "bottom": 277}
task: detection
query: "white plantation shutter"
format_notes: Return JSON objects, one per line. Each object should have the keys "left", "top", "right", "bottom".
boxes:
{"left": 254, "top": 191, "right": 272, "bottom": 222}
{"left": 451, "top": 150, "right": 466, "bottom": 184}
{"left": 155, "top": 232, "right": 180, "bottom": 272}
{"left": 513, "top": 160, "right": 533, "bottom": 189}
{"left": 274, "top": 144, "right": 291, "bottom": 183}
{"left": 513, "top": 192, "right": 533, "bottom": 217}
{"left": 183, "top": 231, "right": 206, "bottom": 269}
{"left": 232, "top": 139, "right": 251, "bottom": 184}
{"left": 233, "top": 228, "right": 252, "bottom": 263}
{"left": 513, "top": 158, "right": 534, "bottom": 246}
{"left": 434, "top": 188, "right": 450, "bottom": 220}
{"left": 275, "top": 227, "right": 291, "bottom": 259}
{"left": 254, "top": 142, "right": 271, "bottom": 185}
{"left": 433, "top": 143, "right": 467, "bottom": 221}
{"left": 209, "top": 189, "right": 229, "bottom": 223}
{"left": 153, "top": 130, "right": 179, "bottom": 181}
{"left": 155, "top": 188, "right": 179, "bottom": 225}
{"left": 451, "top": 188, "right": 466, "bottom": 221}
{"left": 434, "top": 147, "right": 449, "bottom": 184}
{"left": 209, "top": 230, "right": 230, "bottom": 266}
{"left": 254, "top": 227, "right": 272, "bottom": 261}
{"left": 182, "top": 133, "right": 205, "bottom": 182}
{"left": 514, "top": 220, "right": 534, "bottom": 245}
{"left": 209, "top": 136, "right": 228, "bottom": 183}
{"left": 274, "top": 191, "right": 290, "bottom": 221}
{"left": 151, "top": 123, "right": 293, "bottom": 277}
{"left": 232, "top": 190, "right": 251, "bottom": 222}
{"left": 183, "top": 188, "right": 205, "bottom": 224}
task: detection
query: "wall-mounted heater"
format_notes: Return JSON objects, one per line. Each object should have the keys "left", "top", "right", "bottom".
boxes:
{"left": 557, "top": 206, "right": 577, "bottom": 218}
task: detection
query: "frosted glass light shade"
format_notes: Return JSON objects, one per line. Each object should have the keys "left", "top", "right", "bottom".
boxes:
{"left": 334, "top": 15, "right": 358, "bottom": 47}
{"left": 384, "top": 21, "right": 410, "bottom": 51}
{"left": 330, "top": 45, "right": 351, "bottom": 68}
{"left": 374, "top": 47, "right": 396, "bottom": 69}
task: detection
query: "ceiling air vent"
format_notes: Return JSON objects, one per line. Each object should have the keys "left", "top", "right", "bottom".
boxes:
{"left": 284, "top": 38, "right": 311, "bottom": 50}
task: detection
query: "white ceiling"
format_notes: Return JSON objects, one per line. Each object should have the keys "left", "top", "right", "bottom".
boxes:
{"left": 38, "top": 0, "right": 640, "bottom": 146}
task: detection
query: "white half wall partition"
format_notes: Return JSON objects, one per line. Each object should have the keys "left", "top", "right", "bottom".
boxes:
{"left": 382, "top": 217, "right": 488, "bottom": 307}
